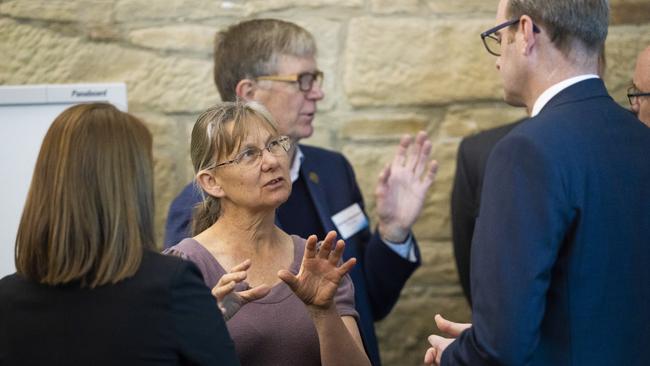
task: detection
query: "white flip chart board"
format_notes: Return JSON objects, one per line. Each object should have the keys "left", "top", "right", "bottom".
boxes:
{"left": 0, "top": 83, "right": 128, "bottom": 278}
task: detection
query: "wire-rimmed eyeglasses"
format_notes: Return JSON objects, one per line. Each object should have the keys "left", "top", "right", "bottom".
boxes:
{"left": 206, "top": 136, "right": 292, "bottom": 170}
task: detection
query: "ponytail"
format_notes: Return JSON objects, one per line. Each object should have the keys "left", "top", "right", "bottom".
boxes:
{"left": 191, "top": 191, "right": 221, "bottom": 235}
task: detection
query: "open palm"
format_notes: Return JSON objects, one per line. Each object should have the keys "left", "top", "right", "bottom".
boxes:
{"left": 278, "top": 231, "right": 356, "bottom": 310}
{"left": 376, "top": 131, "right": 438, "bottom": 242}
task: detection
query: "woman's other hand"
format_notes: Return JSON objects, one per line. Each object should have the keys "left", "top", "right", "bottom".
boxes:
{"left": 278, "top": 231, "right": 356, "bottom": 311}
{"left": 212, "top": 259, "right": 271, "bottom": 320}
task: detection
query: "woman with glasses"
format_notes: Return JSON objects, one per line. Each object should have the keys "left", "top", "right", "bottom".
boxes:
{"left": 164, "top": 101, "right": 370, "bottom": 366}
{"left": 0, "top": 103, "right": 238, "bottom": 365}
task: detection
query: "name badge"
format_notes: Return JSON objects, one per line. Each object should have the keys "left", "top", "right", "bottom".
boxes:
{"left": 331, "top": 203, "right": 369, "bottom": 240}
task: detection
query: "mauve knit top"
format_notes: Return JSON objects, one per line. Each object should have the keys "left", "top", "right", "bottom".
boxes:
{"left": 165, "top": 235, "right": 359, "bottom": 366}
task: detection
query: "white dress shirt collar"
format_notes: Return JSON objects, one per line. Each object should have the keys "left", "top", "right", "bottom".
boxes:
{"left": 531, "top": 74, "right": 599, "bottom": 117}
{"left": 289, "top": 145, "right": 304, "bottom": 183}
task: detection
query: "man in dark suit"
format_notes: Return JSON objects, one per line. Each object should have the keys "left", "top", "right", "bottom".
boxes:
{"left": 450, "top": 120, "right": 520, "bottom": 306}
{"left": 450, "top": 49, "right": 608, "bottom": 307}
{"left": 166, "top": 19, "right": 437, "bottom": 366}
{"left": 425, "top": 0, "right": 650, "bottom": 365}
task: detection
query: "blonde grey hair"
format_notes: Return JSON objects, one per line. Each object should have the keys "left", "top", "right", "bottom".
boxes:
{"left": 189, "top": 100, "right": 280, "bottom": 234}
{"left": 213, "top": 19, "right": 317, "bottom": 101}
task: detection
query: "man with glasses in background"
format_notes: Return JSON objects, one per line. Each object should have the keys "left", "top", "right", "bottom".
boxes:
{"left": 629, "top": 46, "right": 650, "bottom": 126}
{"left": 424, "top": 1, "right": 650, "bottom": 365}
{"left": 165, "top": 19, "right": 438, "bottom": 366}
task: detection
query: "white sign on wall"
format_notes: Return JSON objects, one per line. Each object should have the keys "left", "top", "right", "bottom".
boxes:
{"left": 0, "top": 83, "right": 128, "bottom": 278}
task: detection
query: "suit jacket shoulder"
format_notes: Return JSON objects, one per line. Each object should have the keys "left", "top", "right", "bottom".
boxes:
{"left": 299, "top": 144, "right": 354, "bottom": 176}
{"left": 0, "top": 251, "right": 239, "bottom": 366}
{"left": 445, "top": 78, "right": 650, "bottom": 365}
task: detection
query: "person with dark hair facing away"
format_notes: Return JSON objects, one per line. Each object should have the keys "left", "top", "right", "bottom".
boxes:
{"left": 0, "top": 103, "right": 239, "bottom": 366}
{"left": 164, "top": 19, "right": 438, "bottom": 366}
{"left": 426, "top": 0, "right": 650, "bottom": 365}
{"left": 165, "top": 100, "right": 371, "bottom": 366}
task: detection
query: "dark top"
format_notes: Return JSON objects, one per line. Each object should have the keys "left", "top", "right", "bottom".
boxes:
{"left": 165, "top": 235, "right": 358, "bottom": 366}
{"left": 450, "top": 121, "right": 521, "bottom": 306}
{"left": 0, "top": 250, "right": 239, "bottom": 366}
{"left": 164, "top": 145, "right": 421, "bottom": 366}
{"left": 443, "top": 79, "right": 650, "bottom": 365}
{"left": 277, "top": 173, "right": 326, "bottom": 240}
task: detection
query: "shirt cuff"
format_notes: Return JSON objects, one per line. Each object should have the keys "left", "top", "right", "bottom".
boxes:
{"left": 382, "top": 233, "right": 417, "bottom": 262}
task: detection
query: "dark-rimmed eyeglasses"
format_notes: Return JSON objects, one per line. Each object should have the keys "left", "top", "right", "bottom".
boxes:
{"left": 480, "top": 18, "right": 541, "bottom": 56}
{"left": 207, "top": 136, "right": 292, "bottom": 170}
{"left": 627, "top": 85, "right": 650, "bottom": 106}
{"left": 256, "top": 70, "right": 324, "bottom": 92}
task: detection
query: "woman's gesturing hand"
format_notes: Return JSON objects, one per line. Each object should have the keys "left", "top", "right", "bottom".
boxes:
{"left": 212, "top": 259, "right": 271, "bottom": 320}
{"left": 278, "top": 231, "right": 356, "bottom": 311}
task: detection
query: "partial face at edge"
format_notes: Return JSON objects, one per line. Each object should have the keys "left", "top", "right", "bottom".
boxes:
{"left": 494, "top": 0, "right": 528, "bottom": 109}
{"left": 632, "top": 47, "right": 650, "bottom": 127}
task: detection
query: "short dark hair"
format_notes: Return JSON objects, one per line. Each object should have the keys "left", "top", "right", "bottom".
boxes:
{"left": 507, "top": 0, "right": 609, "bottom": 56}
{"left": 213, "top": 19, "right": 317, "bottom": 101}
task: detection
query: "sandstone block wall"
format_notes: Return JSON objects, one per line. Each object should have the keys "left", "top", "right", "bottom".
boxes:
{"left": 1, "top": 1, "right": 648, "bottom": 364}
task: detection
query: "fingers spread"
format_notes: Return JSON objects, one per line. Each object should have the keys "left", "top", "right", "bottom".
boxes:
{"left": 337, "top": 257, "right": 356, "bottom": 276}
{"left": 376, "top": 163, "right": 391, "bottom": 188}
{"left": 429, "top": 160, "right": 439, "bottom": 177}
{"left": 393, "top": 134, "right": 412, "bottom": 166}
{"left": 305, "top": 235, "right": 319, "bottom": 258}
{"left": 324, "top": 230, "right": 337, "bottom": 243}
{"left": 328, "top": 240, "right": 346, "bottom": 265}
{"left": 414, "top": 139, "right": 433, "bottom": 176}
{"left": 405, "top": 136, "right": 424, "bottom": 172}
{"left": 415, "top": 130, "right": 428, "bottom": 146}
{"left": 317, "top": 231, "right": 337, "bottom": 259}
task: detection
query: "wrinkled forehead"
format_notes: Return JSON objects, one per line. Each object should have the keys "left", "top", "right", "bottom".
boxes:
{"left": 222, "top": 115, "right": 279, "bottom": 156}
{"left": 273, "top": 54, "right": 317, "bottom": 74}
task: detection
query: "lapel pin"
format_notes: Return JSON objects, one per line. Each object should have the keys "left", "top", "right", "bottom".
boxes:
{"left": 309, "top": 172, "right": 319, "bottom": 184}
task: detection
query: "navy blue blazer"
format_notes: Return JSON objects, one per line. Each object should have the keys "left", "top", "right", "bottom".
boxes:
{"left": 443, "top": 79, "right": 650, "bottom": 365}
{"left": 164, "top": 145, "right": 421, "bottom": 366}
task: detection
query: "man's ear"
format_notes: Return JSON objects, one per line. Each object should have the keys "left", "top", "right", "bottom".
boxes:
{"left": 235, "top": 79, "right": 256, "bottom": 101}
{"left": 196, "top": 170, "right": 225, "bottom": 198}
{"left": 519, "top": 15, "right": 537, "bottom": 56}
